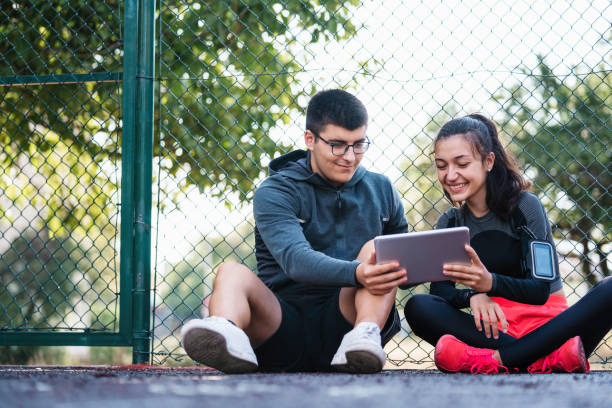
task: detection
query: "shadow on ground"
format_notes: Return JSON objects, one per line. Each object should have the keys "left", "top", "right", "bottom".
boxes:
{"left": 1, "top": 366, "right": 610, "bottom": 408}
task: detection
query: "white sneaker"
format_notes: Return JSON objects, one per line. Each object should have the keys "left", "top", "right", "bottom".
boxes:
{"left": 330, "top": 322, "right": 386, "bottom": 373}
{"left": 180, "top": 316, "right": 258, "bottom": 373}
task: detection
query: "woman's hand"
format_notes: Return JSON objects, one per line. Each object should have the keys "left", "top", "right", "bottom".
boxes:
{"left": 443, "top": 244, "right": 493, "bottom": 292}
{"left": 469, "top": 293, "right": 509, "bottom": 339}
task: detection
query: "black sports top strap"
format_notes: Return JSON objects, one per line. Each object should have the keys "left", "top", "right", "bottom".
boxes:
{"left": 446, "top": 207, "right": 459, "bottom": 228}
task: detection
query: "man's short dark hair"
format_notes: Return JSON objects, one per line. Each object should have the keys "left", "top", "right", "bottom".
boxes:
{"left": 306, "top": 89, "right": 368, "bottom": 134}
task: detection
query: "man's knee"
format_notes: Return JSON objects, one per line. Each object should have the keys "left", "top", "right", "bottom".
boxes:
{"left": 356, "top": 239, "right": 375, "bottom": 263}
{"left": 353, "top": 286, "right": 398, "bottom": 305}
{"left": 214, "top": 261, "right": 253, "bottom": 289}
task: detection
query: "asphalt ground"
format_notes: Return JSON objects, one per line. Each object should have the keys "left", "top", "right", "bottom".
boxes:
{"left": 1, "top": 366, "right": 610, "bottom": 408}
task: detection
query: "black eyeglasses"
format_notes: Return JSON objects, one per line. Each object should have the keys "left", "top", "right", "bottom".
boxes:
{"left": 308, "top": 129, "right": 370, "bottom": 156}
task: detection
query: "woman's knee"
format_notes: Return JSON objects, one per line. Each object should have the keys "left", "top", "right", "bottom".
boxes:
{"left": 591, "top": 275, "right": 612, "bottom": 291}
{"left": 404, "top": 294, "right": 438, "bottom": 328}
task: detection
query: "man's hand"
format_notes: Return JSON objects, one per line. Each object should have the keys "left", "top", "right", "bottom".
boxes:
{"left": 355, "top": 249, "right": 407, "bottom": 295}
{"left": 469, "top": 293, "right": 509, "bottom": 339}
{"left": 442, "top": 244, "right": 493, "bottom": 292}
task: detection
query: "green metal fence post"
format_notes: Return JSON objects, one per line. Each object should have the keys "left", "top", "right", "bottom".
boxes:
{"left": 130, "top": 0, "right": 156, "bottom": 364}
{"left": 120, "top": 0, "right": 138, "bottom": 356}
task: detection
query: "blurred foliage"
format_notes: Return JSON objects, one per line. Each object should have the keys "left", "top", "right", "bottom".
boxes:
{"left": 497, "top": 57, "right": 611, "bottom": 282}
{"left": 0, "top": 0, "right": 122, "bottom": 228}
{"left": 397, "top": 104, "right": 461, "bottom": 231}
{"left": 156, "top": 0, "right": 361, "bottom": 201}
{"left": 0, "top": 127, "right": 120, "bottom": 362}
{"left": 153, "top": 223, "right": 255, "bottom": 364}
{"left": 0, "top": 0, "right": 362, "bottom": 208}
{"left": 1, "top": 0, "right": 361, "bottom": 363}
{"left": 0, "top": 230, "right": 85, "bottom": 329}
{"left": 157, "top": 222, "right": 256, "bottom": 325}
{"left": 0, "top": 132, "right": 118, "bottom": 237}
{"left": 0, "top": 229, "right": 87, "bottom": 364}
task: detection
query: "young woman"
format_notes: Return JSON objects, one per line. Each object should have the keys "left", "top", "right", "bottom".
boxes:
{"left": 403, "top": 114, "right": 612, "bottom": 374}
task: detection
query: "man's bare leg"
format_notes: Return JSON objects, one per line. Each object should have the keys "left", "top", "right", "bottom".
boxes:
{"left": 332, "top": 240, "right": 400, "bottom": 373}
{"left": 332, "top": 287, "right": 397, "bottom": 373}
{"left": 209, "top": 261, "right": 282, "bottom": 347}
{"left": 338, "top": 286, "right": 397, "bottom": 330}
{"left": 181, "top": 261, "right": 281, "bottom": 372}
{"left": 338, "top": 240, "right": 398, "bottom": 328}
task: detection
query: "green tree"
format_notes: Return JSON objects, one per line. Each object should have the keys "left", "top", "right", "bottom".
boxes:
{"left": 158, "top": 221, "right": 256, "bottom": 325}
{"left": 496, "top": 57, "right": 611, "bottom": 284}
{"left": 0, "top": 229, "right": 87, "bottom": 363}
{"left": 393, "top": 105, "right": 460, "bottom": 307}
{"left": 0, "top": 133, "right": 120, "bottom": 349}
{"left": 1, "top": 0, "right": 361, "bottom": 363}
{"left": 157, "top": 1, "right": 361, "bottom": 201}
{"left": 1, "top": 0, "right": 361, "bottom": 209}
{"left": 396, "top": 104, "right": 460, "bottom": 231}
{"left": 1, "top": 0, "right": 121, "bottom": 236}
{"left": 154, "top": 222, "right": 256, "bottom": 364}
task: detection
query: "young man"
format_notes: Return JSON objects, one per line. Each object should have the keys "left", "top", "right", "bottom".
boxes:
{"left": 181, "top": 89, "right": 408, "bottom": 373}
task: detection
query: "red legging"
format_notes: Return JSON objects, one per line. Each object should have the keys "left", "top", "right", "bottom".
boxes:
{"left": 490, "top": 295, "right": 568, "bottom": 338}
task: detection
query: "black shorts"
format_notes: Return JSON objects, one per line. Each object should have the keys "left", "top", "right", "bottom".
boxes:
{"left": 254, "top": 290, "right": 401, "bottom": 372}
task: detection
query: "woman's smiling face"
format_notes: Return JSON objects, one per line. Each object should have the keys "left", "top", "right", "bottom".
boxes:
{"left": 434, "top": 134, "right": 494, "bottom": 208}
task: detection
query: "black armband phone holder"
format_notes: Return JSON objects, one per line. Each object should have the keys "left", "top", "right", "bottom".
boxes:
{"left": 517, "top": 225, "right": 558, "bottom": 281}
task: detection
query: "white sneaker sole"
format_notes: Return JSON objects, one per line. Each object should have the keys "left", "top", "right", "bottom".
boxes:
{"left": 183, "top": 327, "right": 258, "bottom": 374}
{"left": 332, "top": 350, "right": 384, "bottom": 374}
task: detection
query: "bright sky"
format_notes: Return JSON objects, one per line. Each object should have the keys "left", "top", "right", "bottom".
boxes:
{"left": 152, "top": 0, "right": 611, "bottom": 267}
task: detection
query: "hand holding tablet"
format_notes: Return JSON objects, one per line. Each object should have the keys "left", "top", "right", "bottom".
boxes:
{"left": 374, "top": 227, "right": 470, "bottom": 287}
{"left": 355, "top": 248, "right": 407, "bottom": 295}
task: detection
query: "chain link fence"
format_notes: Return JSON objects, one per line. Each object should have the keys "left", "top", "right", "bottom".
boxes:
{"left": 152, "top": 0, "right": 611, "bottom": 367}
{"left": 0, "top": 0, "right": 609, "bottom": 367}
{"left": 0, "top": 0, "right": 123, "bottom": 360}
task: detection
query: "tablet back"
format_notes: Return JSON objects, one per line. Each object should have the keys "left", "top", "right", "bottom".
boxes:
{"left": 374, "top": 227, "right": 470, "bottom": 286}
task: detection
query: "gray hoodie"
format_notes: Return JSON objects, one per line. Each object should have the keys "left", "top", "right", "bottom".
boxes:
{"left": 253, "top": 149, "right": 408, "bottom": 299}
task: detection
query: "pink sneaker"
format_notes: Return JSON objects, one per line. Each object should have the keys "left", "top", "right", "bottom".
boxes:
{"left": 527, "top": 336, "right": 590, "bottom": 373}
{"left": 435, "top": 334, "right": 508, "bottom": 374}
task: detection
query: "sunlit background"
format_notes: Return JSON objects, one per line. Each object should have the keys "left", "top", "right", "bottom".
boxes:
{"left": 0, "top": 0, "right": 609, "bottom": 366}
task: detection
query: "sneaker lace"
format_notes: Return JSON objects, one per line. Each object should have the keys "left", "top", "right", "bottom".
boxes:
{"left": 527, "top": 352, "right": 558, "bottom": 374}
{"left": 356, "top": 323, "right": 381, "bottom": 342}
{"left": 465, "top": 349, "right": 508, "bottom": 374}
{"left": 470, "top": 361, "right": 509, "bottom": 374}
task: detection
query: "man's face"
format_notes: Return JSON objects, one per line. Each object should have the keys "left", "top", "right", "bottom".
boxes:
{"left": 305, "top": 124, "right": 368, "bottom": 188}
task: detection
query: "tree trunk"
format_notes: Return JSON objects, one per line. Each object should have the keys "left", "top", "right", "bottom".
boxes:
{"left": 581, "top": 236, "right": 598, "bottom": 287}
{"left": 596, "top": 240, "right": 610, "bottom": 277}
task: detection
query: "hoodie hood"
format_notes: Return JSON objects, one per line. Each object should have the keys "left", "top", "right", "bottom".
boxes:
{"left": 268, "top": 149, "right": 366, "bottom": 189}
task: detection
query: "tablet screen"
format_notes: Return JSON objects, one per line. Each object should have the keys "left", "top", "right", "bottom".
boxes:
{"left": 374, "top": 227, "right": 470, "bottom": 286}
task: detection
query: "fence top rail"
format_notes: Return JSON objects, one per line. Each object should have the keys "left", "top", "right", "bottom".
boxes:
{"left": 0, "top": 72, "right": 123, "bottom": 87}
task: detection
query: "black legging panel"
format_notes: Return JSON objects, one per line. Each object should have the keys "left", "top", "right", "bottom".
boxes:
{"left": 404, "top": 294, "right": 517, "bottom": 350}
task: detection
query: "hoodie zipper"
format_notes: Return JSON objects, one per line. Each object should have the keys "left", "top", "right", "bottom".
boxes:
{"left": 335, "top": 189, "right": 345, "bottom": 256}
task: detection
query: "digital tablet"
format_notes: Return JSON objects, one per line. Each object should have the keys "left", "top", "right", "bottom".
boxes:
{"left": 374, "top": 227, "right": 470, "bottom": 286}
